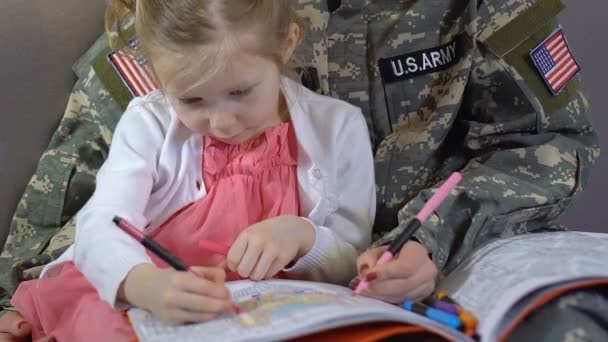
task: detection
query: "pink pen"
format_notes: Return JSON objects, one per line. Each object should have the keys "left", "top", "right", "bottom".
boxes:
{"left": 354, "top": 172, "right": 463, "bottom": 295}
{"left": 198, "top": 240, "right": 244, "bottom": 281}
{"left": 198, "top": 240, "right": 231, "bottom": 256}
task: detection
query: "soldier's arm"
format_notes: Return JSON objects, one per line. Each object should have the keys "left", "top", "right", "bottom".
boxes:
{"left": 374, "top": 1, "right": 599, "bottom": 272}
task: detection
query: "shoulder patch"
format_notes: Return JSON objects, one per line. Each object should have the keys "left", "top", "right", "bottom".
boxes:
{"left": 108, "top": 37, "right": 159, "bottom": 98}
{"left": 530, "top": 28, "right": 581, "bottom": 95}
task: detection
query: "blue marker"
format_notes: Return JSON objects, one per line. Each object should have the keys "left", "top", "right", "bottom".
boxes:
{"left": 403, "top": 300, "right": 462, "bottom": 330}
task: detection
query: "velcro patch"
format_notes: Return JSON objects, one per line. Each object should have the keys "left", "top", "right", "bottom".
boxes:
{"left": 378, "top": 34, "right": 465, "bottom": 83}
{"left": 530, "top": 28, "right": 581, "bottom": 95}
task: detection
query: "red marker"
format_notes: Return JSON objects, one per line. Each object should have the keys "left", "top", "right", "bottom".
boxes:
{"left": 198, "top": 240, "right": 230, "bottom": 256}
{"left": 198, "top": 240, "right": 244, "bottom": 280}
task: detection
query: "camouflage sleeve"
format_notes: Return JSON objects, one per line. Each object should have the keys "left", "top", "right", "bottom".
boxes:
{"left": 374, "top": 1, "right": 599, "bottom": 273}
{"left": 0, "top": 67, "right": 122, "bottom": 309}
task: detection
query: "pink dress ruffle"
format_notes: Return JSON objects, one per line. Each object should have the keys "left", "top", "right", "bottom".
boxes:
{"left": 12, "top": 122, "right": 300, "bottom": 341}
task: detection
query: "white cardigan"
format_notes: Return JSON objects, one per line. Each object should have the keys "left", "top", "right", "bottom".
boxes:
{"left": 44, "top": 78, "right": 375, "bottom": 307}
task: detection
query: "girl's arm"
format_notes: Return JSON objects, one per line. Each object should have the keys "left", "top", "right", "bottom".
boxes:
{"left": 285, "top": 110, "right": 376, "bottom": 285}
{"left": 73, "top": 101, "right": 163, "bottom": 307}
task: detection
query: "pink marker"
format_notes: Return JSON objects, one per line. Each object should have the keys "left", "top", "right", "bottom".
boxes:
{"left": 354, "top": 172, "right": 463, "bottom": 295}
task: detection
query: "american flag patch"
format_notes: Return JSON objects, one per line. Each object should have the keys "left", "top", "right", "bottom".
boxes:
{"left": 530, "top": 28, "right": 581, "bottom": 95}
{"left": 108, "top": 36, "right": 159, "bottom": 97}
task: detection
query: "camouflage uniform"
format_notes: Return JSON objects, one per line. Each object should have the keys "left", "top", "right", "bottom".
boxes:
{"left": 0, "top": 0, "right": 604, "bottom": 339}
{"left": 294, "top": 0, "right": 598, "bottom": 274}
{"left": 0, "top": 35, "right": 123, "bottom": 309}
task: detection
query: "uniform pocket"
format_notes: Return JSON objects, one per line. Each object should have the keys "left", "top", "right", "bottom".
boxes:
{"left": 485, "top": 196, "right": 572, "bottom": 238}
{"left": 483, "top": 151, "right": 582, "bottom": 240}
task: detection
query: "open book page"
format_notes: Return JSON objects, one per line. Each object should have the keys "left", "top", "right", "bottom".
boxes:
{"left": 439, "top": 232, "right": 608, "bottom": 341}
{"left": 129, "top": 280, "right": 474, "bottom": 342}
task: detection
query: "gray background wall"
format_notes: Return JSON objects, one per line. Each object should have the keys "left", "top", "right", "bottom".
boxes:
{"left": 0, "top": 1, "right": 606, "bottom": 250}
{"left": 558, "top": 1, "right": 607, "bottom": 230}
{"left": 0, "top": 0, "right": 107, "bottom": 249}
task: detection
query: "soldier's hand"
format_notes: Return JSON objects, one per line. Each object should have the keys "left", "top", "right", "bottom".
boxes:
{"left": 0, "top": 310, "right": 55, "bottom": 342}
{"left": 350, "top": 241, "right": 438, "bottom": 303}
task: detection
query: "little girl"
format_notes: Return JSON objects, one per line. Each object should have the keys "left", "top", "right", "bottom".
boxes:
{"left": 6, "top": 0, "right": 375, "bottom": 341}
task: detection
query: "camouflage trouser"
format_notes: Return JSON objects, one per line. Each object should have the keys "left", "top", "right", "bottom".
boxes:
{"left": 379, "top": 287, "right": 608, "bottom": 342}
{"left": 507, "top": 286, "right": 608, "bottom": 342}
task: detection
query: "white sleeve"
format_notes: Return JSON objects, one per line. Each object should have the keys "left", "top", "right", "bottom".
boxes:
{"left": 284, "top": 111, "right": 375, "bottom": 285}
{"left": 73, "top": 102, "right": 163, "bottom": 307}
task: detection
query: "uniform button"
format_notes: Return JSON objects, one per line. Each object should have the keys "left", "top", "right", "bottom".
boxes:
{"left": 313, "top": 168, "right": 322, "bottom": 180}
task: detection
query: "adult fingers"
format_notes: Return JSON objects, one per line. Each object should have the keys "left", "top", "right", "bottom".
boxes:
{"left": 371, "top": 242, "right": 429, "bottom": 281}
{"left": 356, "top": 246, "right": 388, "bottom": 278}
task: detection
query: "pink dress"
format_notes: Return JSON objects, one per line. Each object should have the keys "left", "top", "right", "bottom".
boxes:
{"left": 12, "top": 122, "right": 300, "bottom": 341}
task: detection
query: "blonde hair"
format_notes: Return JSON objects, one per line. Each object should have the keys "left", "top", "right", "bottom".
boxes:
{"left": 105, "top": 0, "right": 304, "bottom": 89}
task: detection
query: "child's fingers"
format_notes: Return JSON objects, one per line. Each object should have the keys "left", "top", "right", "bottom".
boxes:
{"left": 171, "top": 292, "right": 232, "bottom": 314}
{"left": 190, "top": 266, "right": 226, "bottom": 284}
{"left": 179, "top": 274, "right": 230, "bottom": 299}
{"left": 250, "top": 249, "right": 278, "bottom": 281}
{"left": 217, "top": 260, "right": 228, "bottom": 270}
{"left": 167, "top": 309, "right": 218, "bottom": 325}
{"left": 264, "top": 258, "right": 286, "bottom": 280}
{"left": 237, "top": 245, "right": 263, "bottom": 279}
{"left": 356, "top": 246, "right": 388, "bottom": 277}
{"left": 226, "top": 234, "right": 248, "bottom": 272}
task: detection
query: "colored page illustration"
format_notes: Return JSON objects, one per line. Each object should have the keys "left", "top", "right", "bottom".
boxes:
{"left": 128, "top": 280, "right": 464, "bottom": 342}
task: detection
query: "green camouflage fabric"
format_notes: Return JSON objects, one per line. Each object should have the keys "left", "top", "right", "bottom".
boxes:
{"left": 0, "top": 35, "right": 124, "bottom": 309}
{"left": 293, "top": 0, "right": 598, "bottom": 273}
{"left": 0, "top": 0, "right": 599, "bottom": 314}
{"left": 507, "top": 286, "right": 608, "bottom": 342}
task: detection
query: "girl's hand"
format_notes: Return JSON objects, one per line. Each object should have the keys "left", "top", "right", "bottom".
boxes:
{"left": 122, "top": 264, "right": 233, "bottom": 325}
{"left": 227, "top": 215, "right": 315, "bottom": 280}
{"left": 351, "top": 242, "right": 438, "bottom": 303}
